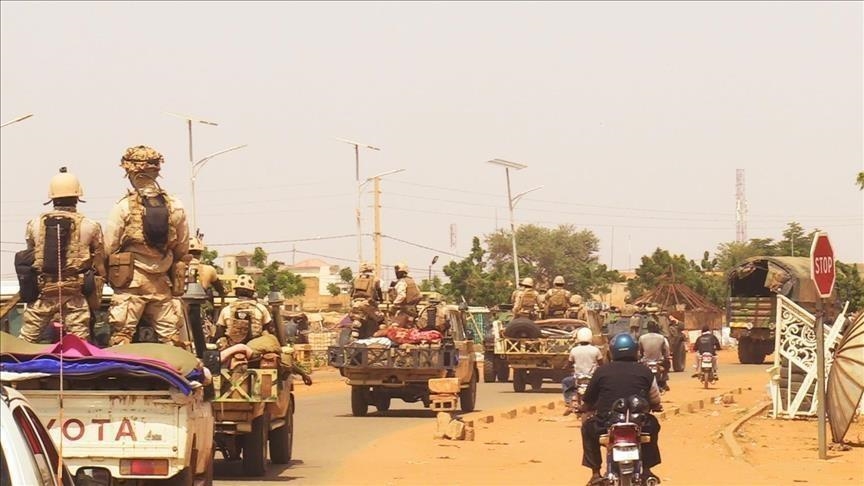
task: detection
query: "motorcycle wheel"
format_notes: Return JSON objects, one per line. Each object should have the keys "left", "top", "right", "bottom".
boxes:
{"left": 703, "top": 372, "right": 711, "bottom": 389}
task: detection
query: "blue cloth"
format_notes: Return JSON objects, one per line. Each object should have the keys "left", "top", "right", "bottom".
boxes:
{"left": 0, "top": 357, "right": 199, "bottom": 395}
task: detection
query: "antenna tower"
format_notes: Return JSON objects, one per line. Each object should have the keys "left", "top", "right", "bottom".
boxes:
{"left": 735, "top": 169, "right": 748, "bottom": 242}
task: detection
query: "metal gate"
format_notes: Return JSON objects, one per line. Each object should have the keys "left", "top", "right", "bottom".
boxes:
{"left": 771, "top": 295, "right": 846, "bottom": 418}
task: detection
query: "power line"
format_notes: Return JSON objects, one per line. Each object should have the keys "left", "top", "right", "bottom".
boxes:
{"left": 208, "top": 234, "right": 358, "bottom": 247}
{"left": 381, "top": 234, "right": 465, "bottom": 258}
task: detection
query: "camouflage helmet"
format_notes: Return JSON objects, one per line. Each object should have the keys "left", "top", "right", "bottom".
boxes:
{"left": 394, "top": 262, "right": 409, "bottom": 274}
{"left": 570, "top": 294, "right": 584, "bottom": 306}
{"left": 553, "top": 275, "right": 565, "bottom": 286}
{"left": 360, "top": 261, "right": 374, "bottom": 273}
{"left": 235, "top": 274, "right": 256, "bottom": 292}
{"left": 120, "top": 145, "right": 164, "bottom": 173}
{"left": 520, "top": 277, "right": 534, "bottom": 288}
{"left": 189, "top": 237, "right": 204, "bottom": 253}
{"left": 48, "top": 167, "right": 84, "bottom": 199}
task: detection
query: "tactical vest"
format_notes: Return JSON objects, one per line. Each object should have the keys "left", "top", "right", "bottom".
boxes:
{"left": 352, "top": 273, "right": 375, "bottom": 300}
{"left": 402, "top": 277, "right": 421, "bottom": 305}
{"left": 225, "top": 300, "right": 264, "bottom": 345}
{"left": 122, "top": 189, "right": 176, "bottom": 252}
{"left": 546, "top": 289, "right": 568, "bottom": 312}
{"left": 519, "top": 289, "right": 539, "bottom": 309}
{"left": 33, "top": 211, "right": 88, "bottom": 279}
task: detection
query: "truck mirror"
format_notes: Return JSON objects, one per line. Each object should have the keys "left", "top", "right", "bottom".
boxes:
{"left": 75, "top": 467, "right": 113, "bottom": 486}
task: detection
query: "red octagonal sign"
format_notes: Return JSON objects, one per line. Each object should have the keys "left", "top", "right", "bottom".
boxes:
{"left": 810, "top": 232, "right": 836, "bottom": 298}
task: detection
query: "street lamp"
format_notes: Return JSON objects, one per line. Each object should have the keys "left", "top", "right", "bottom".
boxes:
{"left": 336, "top": 137, "right": 382, "bottom": 265}
{"left": 358, "top": 168, "right": 405, "bottom": 276}
{"left": 190, "top": 144, "right": 248, "bottom": 232}
{"left": 487, "top": 158, "right": 542, "bottom": 284}
{"left": 166, "top": 112, "right": 219, "bottom": 226}
{"left": 428, "top": 255, "right": 439, "bottom": 282}
{"left": 0, "top": 113, "right": 34, "bottom": 128}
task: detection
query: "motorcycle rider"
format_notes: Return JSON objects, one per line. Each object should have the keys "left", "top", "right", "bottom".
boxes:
{"left": 543, "top": 275, "right": 571, "bottom": 318}
{"left": 693, "top": 324, "right": 721, "bottom": 380}
{"left": 511, "top": 277, "right": 540, "bottom": 319}
{"left": 639, "top": 321, "right": 671, "bottom": 392}
{"left": 562, "top": 327, "right": 603, "bottom": 415}
{"left": 580, "top": 333, "right": 663, "bottom": 485}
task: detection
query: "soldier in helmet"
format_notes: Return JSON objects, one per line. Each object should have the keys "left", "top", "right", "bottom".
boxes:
{"left": 566, "top": 294, "right": 589, "bottom": 321}
{"left": 390, "top": 262, "right": 421, "bottom": 327}
{"left": 105, "top": 145, "right": 189, "bottom": 346}
{"left": 213, "top": 274, "right": 273, "bottom": 350}
{"left": 348, "top": 262, "right": 384, "bottom": 338}
{"left": 188, "top": 235, "right": 225, "bottom": 297}
{"left": 543, "top": 275, "right": 572, "bottom": 319}
{"left": 18, "top": 167, "right": 107, "bottom": 343}
{"left": 512, "top": 277, "right": 540, "bottom": 319}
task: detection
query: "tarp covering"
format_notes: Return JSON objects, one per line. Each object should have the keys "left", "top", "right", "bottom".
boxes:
{"left": 728, "top": 256, "right": 829, "bottom": 303}
{"left": 0, "top": 332, "right": 202, "bottom": 395}
{"left": 826, "top": 312, "right": 864, "bottom": 443}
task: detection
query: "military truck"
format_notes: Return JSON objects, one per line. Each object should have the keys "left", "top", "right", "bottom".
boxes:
{"left": 494, "top": 317, "right": 596, "bottom": 392}
{"left": 210, "top": 293, "right": 296, "bottom": 477}
{"left": 327, "top": 303, "right": 478, "bottom": 416}
{"left": 727, "top": 256, "right": 839, "bottom": 364}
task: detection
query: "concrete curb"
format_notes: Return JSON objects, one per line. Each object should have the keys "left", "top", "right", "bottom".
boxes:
{"left": 720, "top": 400, "right": 771, "bottom": 459}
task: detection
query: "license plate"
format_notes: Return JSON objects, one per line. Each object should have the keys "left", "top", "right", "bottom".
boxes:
{"left": 612, "top": 446, "right": 640, "bottom": 462}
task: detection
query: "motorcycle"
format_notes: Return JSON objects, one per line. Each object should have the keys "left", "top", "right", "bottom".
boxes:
{"left": 573, "top": 373, "right": 592, "bottom": 415}
{"left": 599, "top": 396, "right": 659, "bottom": 486}
{"left": 642, "top": 359, "right": 668, "bottom": 393}
{"left": 697, "top": 352, "right": 715, "bottom": 388}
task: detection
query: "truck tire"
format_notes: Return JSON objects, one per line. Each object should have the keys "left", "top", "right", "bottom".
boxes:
{"left": 483, "top": 357, "right": 496, "bottom": 383}
{"left": 460, "top": 368, "right": 478, "bottom": 412}
{"left": 495, "top": 358, "right": 510, "bottom": 382}
{"left": 737, "top": 337, "right": 751, "bottom": 364}
{"left": 242, "top": 413, "right": 269, "bottom": 476}
{"left": 269, "top": 399, "right": 294, "bottom": 464}
{"left": 375, "top": 396, "right": 391, "bottom": 413}
{"left": 513, "top": 369, "right": 527, "bottom": 393}
{"left": 351, "top": 386, "right": 369, "bottom": 417}
{"left": 503, "top": 318, "right": 541, "bottom": 339}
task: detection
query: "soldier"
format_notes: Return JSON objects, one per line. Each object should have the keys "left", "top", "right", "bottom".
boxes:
{"left": 543, "top": 275, "right": 572, "bottom": 318}
{"left": 390, "top": 262, "right": 421, "bottom": 327}
{"left": 188, "top": 235, "right": 225, "bottom": 297}
{"left": 349, "top": 262, "right": 384, "bottom": 338}
{"left": 512, "top": 277, "right": 540, "bottom": 319}
{"left": 105, "top": 145, "right": 190, "bottom": 346}
{"left": 18, "top": 167, "right": 107, "bottom": 343}
{"left": 566, "top": 294, "right": 589, "bottom": 321}
{"left": 213, "top": 274, "right": 273, "bottom": 350}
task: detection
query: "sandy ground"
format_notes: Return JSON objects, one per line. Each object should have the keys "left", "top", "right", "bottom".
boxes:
{"left": 328, "top": 350, "right": 864, "bottom": 486}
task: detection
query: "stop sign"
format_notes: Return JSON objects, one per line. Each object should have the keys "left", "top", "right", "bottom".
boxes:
{"left": 810, "top": 232, "right": 836, "bottom": 298}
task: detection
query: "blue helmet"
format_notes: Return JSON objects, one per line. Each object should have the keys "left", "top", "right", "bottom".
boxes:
{"left": 610, "top": 332, "right": 638, "bottom": 361}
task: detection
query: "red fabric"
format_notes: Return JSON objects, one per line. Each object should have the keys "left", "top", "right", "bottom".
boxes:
{"left": 385, "top": 327, "right": 443, "bottom": 344}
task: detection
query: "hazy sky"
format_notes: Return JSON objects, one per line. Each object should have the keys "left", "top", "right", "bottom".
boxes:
{"left": 1, "top": 1, "right": 862, "bottom": 284}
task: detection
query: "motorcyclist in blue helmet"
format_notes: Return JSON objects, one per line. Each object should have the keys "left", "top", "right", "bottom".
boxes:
{"left": 580, "top": 333, "right": 664, "bottom": 485}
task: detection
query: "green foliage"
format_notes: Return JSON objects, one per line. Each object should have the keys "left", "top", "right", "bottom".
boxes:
{"left": 441, "top": 237, "right": 513, "bottom": 306}
{"left": 201, "top": 248, "right": 218, "bottom": 266}
{"left": 420, "top": 276, "right": 444, "bottom": 293}
{"left": 627, "top": 248, "right": 726, "bottom": 308}
{"left": 857, "top": 171, "right": 864, "bottom": 190}
{"left": 326, "top": 282, "right": 342, "bottom": 297}
{"left": 836, "top": 261, "right": 864, "bottom": 313}
{"left": 251, "top": 246, "right": 268, "bottom": 269}
{"left": 339, "top": 267, "right": 354, "bottom": 283}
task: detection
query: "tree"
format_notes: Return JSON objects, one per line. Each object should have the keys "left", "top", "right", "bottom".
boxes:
{"left": 484, "top": 224, "right": 618, "bottom": 294}
{"left": 339, "top": 267, "right": 354, "bottom": 283}
{"left": 326, "top": 282, "right": 342, "bottom": 297}
{"left": 441, "top": 237, "right": 512, "bottom": 306}
{"left": 251, "top": 246, "right": 268, "bottom": 269}
{"left": 420, "top": 276, "right": 444, "bottom": 293}
{"left": 836, "top": 261, "right": 864, "bottom": 313}
{"left": 255, "top": 261, "right": 306, "bottom": 299}
{"left": 776, "top": 222, "right": 812, "bottom": 257}
{"left": 627, "top": 248, "right": 726, "bottom": 307}
{"left": 857, "top": 171, "right": 864, "bottom": 190}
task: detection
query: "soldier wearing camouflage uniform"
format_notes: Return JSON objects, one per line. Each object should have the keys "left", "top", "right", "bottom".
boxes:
{"left": 349, "top": 262, "right": 383, "bottom": 338}
{"left": 512, "top": 277, "right": 540, "bottom": 319}
{"left": 20, "top": 168, "right": 107, "bottom": 343}
{"left": 188, "top": 236, "right": 224, "bottom": 297}
{"left": 214, "top": 274, "right": 273, "bottom": 350}
{"left": 566, "top": 294, "right": 589, "bottom": 321}
{"left": 105, "top": 145, "right": 189, "bottom": 345}
{"left": 390, "top": 262, "right": 421, "bottom": 327}
{"left": 543, "top": 275, "right": 572, "bottom": 318}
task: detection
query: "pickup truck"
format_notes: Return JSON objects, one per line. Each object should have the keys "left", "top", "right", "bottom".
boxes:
{"left": 327, "top": 303, "right": 478, "bottom": 416}
{"left": 0, "top": 282, "right": 216, "bottom": 485}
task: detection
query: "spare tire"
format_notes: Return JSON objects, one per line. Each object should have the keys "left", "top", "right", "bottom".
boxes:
{"left": 504, "top": 317, "right": 541, "bottom": 339}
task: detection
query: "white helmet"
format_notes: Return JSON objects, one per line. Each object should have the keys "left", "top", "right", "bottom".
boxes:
{"left": 576, "top": 327, "right": 593, "bottom": 344}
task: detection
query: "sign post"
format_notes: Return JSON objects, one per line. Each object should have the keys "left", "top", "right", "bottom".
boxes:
{"left": 810, "top": 232, "right": 835, "bottom": 460}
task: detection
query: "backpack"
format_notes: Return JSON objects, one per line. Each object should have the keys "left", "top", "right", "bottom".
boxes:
{"left": 547, "top": 289, "right": 568, "bottom": 312}
{"left": 352, "top": 274, "right": 375, "bottom": 300}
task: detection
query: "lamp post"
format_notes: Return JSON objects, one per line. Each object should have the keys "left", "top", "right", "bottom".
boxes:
{"left": 0, "top": 113, "right": 34, "bottom": 128}
{"left": 166, "top": 112, "right": 219, "bottom": 228}
{"left": 336, "top": 137, "right": 382, "bottom": 266}
{"left": 487, "top": 158, "right": 542, "bottom": 284}
{"left": 428, "top": 255, "right": 439, "bottom": 282}
{"left": 190, "top": 144, "right": 248, "bottom": 232}
{"left": 358, "top": 168, "right": 405, "bottom": 277}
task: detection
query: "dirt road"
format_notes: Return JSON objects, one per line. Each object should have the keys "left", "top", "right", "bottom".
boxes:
{"left": 331, "top": 350, "right": 864, "bottom": 485}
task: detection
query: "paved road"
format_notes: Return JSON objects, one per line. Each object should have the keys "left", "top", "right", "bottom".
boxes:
{"left": 215, "top": 354, "right": 769, "bottom": 485}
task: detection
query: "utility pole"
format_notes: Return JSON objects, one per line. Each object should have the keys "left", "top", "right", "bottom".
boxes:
{"left": 374, "top": 177, "right": 383, "bottom": 279}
